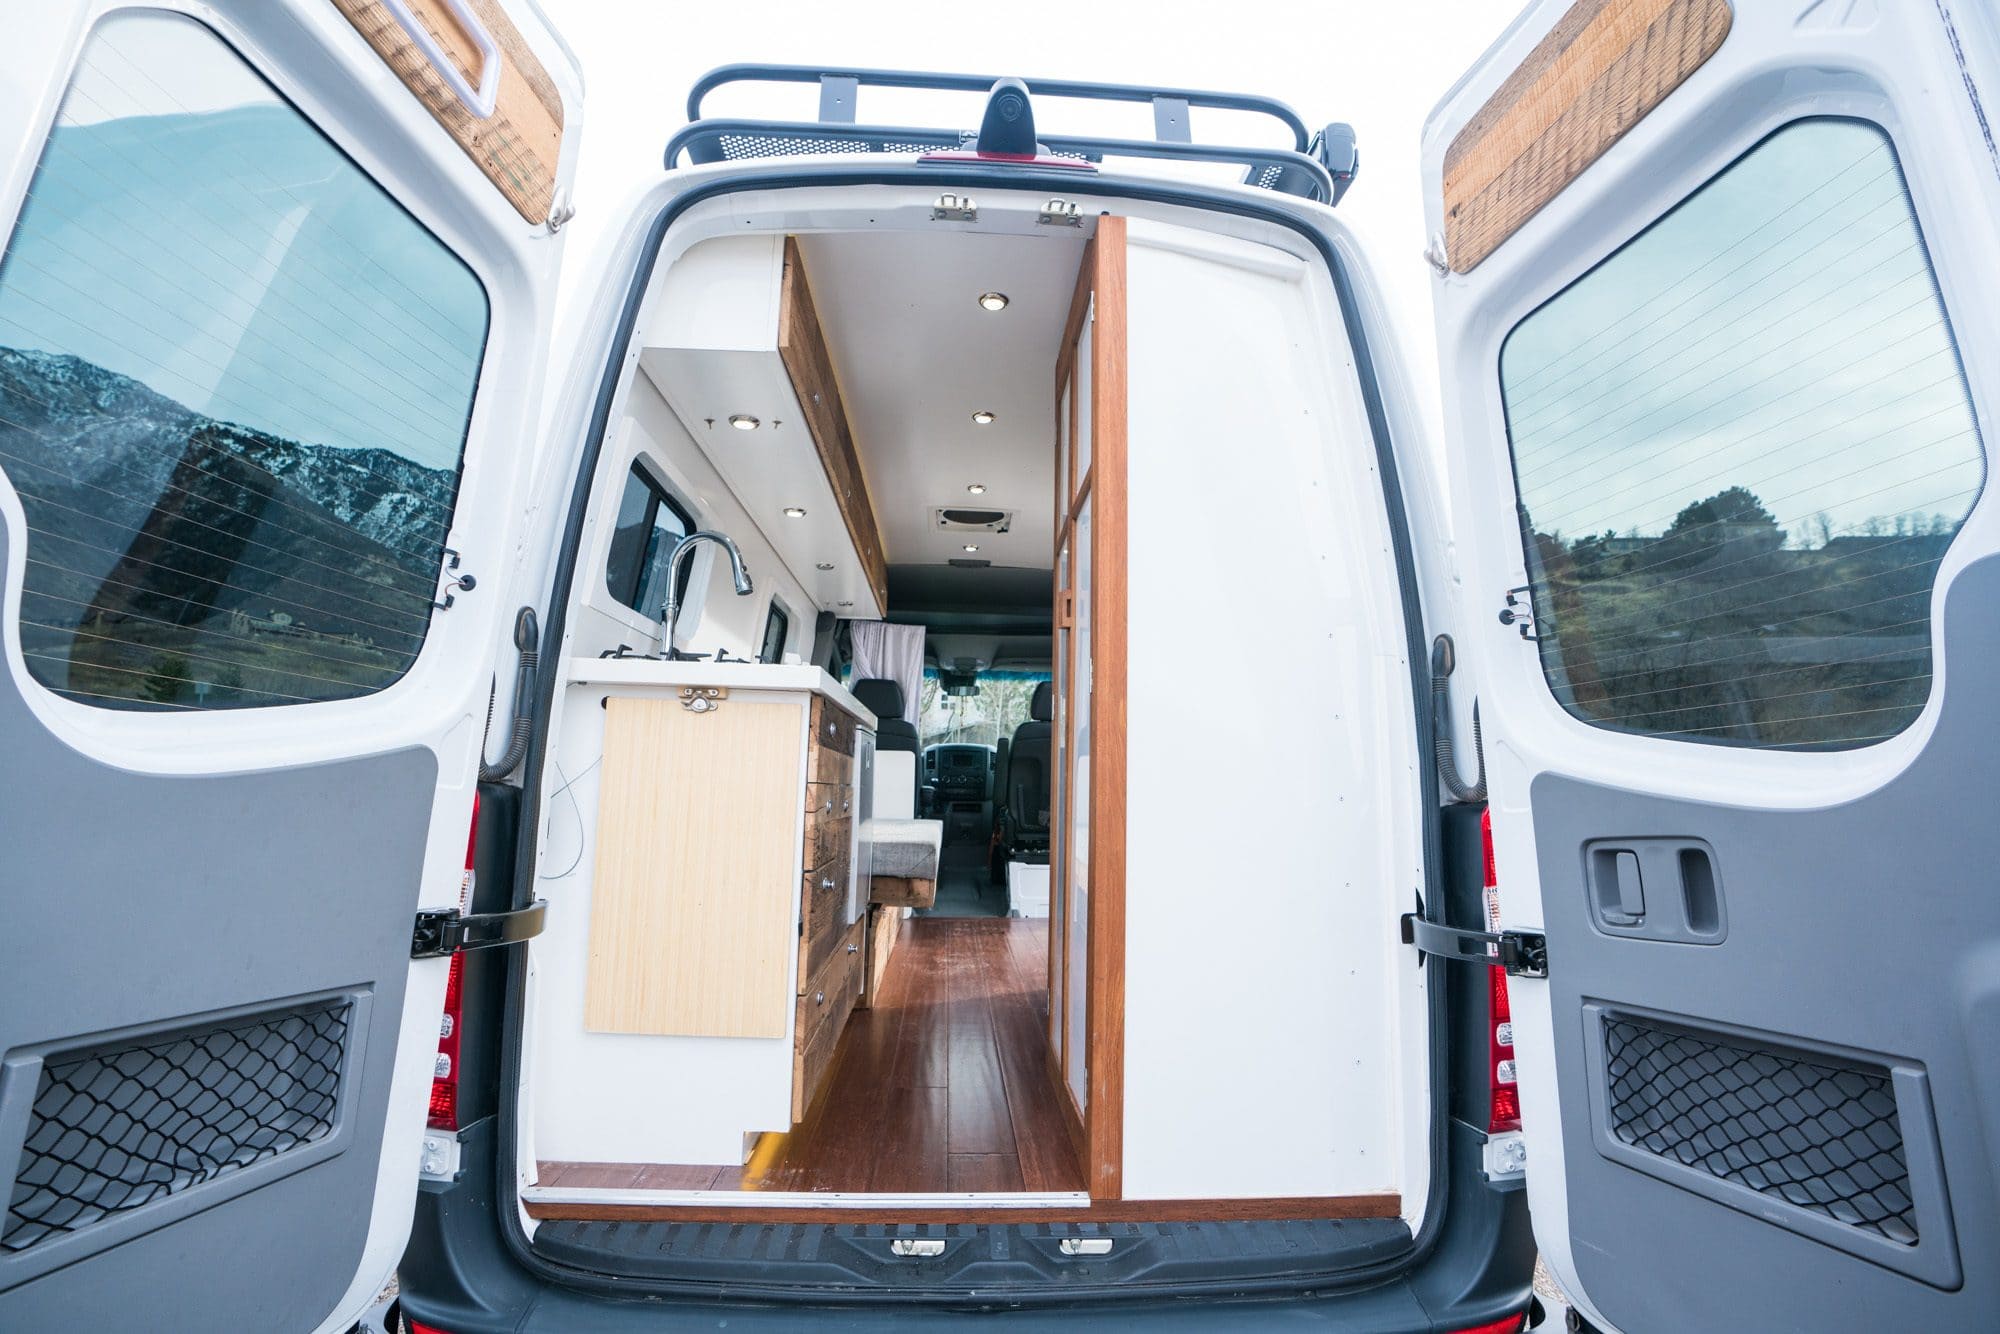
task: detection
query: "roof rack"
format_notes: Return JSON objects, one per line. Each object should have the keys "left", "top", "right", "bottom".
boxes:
{"left": 665, "top": 64, "right": 1358, "bottom": 205}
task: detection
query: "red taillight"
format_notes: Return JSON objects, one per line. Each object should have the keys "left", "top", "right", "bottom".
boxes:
{"left": 407, "top": 1322, "right": 457, "bottom": 1334}
{"left": 427, "top": 952, "right": 464, "bottom": 1130}
{"left": 1450, "top": 1314, "right": 1527, "bottom": 1334}
{"left": 1482, "top": 810, "right": 1520, "bottom": 1135}
{"left": 428, "top": 797, "right": 477, "bottom": 1131}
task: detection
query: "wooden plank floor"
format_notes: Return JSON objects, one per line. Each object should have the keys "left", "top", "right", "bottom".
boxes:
{"left": 537, "top": 916, "right": 1085, "bottom": 1196}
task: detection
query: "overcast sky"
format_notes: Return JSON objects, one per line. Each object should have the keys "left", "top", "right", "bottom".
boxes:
{"left": 538, "top": 0, "right": 1520, "bottom": 444}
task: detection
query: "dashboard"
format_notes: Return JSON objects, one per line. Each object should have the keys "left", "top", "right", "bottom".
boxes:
{"left": 923, "top": 744, "right": 994, "bottom": 803}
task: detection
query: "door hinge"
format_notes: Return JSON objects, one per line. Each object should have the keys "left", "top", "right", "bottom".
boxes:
{"left": 411, "top": 899, "right": 548, "bottom": 959}
{"left": 1400, "top": 913, "right": 1548, "bottom": 978}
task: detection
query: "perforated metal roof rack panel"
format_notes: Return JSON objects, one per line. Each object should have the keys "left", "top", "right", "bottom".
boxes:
{"left": 665, "top": 64, "right": 1358, "bottom": 205}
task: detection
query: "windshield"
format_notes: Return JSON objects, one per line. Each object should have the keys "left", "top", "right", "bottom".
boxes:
{"left": 918, "top": 669, "right": 1048, "bottom": 748}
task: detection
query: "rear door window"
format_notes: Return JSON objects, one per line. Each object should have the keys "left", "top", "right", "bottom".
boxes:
{"left": 1499, "top": 119, "right": 1984, "bottom": 748}
{"left": 0, "top": 12, "right": 489, "bottom": 709}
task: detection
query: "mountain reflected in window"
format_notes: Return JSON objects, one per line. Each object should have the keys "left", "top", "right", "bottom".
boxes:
{"left": 0, "top": 12, "right": 486, "bottom": 709}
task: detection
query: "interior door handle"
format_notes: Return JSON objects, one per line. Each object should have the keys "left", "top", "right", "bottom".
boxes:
{"left": 1609, "top": 850, "right": 1645, "bottom": 924}
{"left": 1584, "top": 838, "right": 1725, "bottom": 943}
{"left": 380, "top": 0, "right": 502, "bottom": 119}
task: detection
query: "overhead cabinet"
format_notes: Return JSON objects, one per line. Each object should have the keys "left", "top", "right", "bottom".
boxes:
{"left": 639, "top": 235, "right": 889, "bottom": 618}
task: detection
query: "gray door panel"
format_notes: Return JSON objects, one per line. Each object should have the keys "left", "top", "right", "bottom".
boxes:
{"left": 1535, "top": 554, "right": 2000, "bottom": 1330}
{"left": 0, "top": 518, "right": 437, "bottom": 1327}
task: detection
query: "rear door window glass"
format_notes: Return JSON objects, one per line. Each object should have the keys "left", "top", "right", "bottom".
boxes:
{"left": 1498, "top": 119, "right": 1984, "bottom": 748}
{"left": 0, "top": 12, "right": 488, "bottom": 709}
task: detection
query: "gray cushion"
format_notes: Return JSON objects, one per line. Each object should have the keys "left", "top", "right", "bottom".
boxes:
{"left": 868, "top": 818, "right": 943, "bottom": 880}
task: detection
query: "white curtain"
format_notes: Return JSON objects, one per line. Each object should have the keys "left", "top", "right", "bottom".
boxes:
{"left": 848, "top": 620, "right": 924, "bottom": 726}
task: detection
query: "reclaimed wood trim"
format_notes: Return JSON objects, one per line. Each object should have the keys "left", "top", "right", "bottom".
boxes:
{"left": 1047, "top": 1033, "right": 1088, "bottom": 1175}
{"left": 330, "top": 0, "right": 565, "bottom": 223}
{"left": 1085, "top": 214, "right": 1128, "bottom": 1201}
{"left": 523, "top": 1194, "right": 1404, "bottom": 1224}
{"left": 777, "top": 237, "right": 890, "bottom": 611}
{"left": 868, "top": 875, "right": 937, "bottom": 909}
{"left": 1441, "top": 0, "right": 1732, "bottom": 273}
{"left": 583, "top": 697, "right": 804, "bottom": 1039}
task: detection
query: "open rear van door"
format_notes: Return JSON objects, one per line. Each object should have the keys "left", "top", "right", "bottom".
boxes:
{"left": 0, "top": 2, "right": 577, "bottom": 1328}
{"left": 1426, "top": 2, "right": 2000, "bottom": 1329}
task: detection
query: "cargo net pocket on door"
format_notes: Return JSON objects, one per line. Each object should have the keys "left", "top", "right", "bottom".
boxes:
{"left": 1602, "top": 1014, "right": 1914, "bottom": 1244}
{"left": 3, "top": 1001, "right": 350, "bottom": 1254}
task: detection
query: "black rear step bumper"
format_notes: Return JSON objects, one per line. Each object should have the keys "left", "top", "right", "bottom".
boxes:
{"left": 400, "top": 1117, "right": 1530, "bottom": 1331}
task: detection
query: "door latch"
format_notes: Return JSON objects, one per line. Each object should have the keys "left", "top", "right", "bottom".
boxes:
{"left": 1401, "top": 914, "right": 1548, "bottom": 978}
{"left": 411, "top": 900, "right": 548, "bottom": 959}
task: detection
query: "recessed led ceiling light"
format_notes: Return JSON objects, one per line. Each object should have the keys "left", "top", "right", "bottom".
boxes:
{"left": 966, "top": 483, "right": 987, "bottom": 495}
{"left": 962, "top": 544, "right": 980, "bottom": 553}
{"left": 728, "top": 414, "right": 760, "bottom": 431}
{"left": 971, "top": 410, "right": 996, "bottom": 426}
{"left": 783, "top": 506, "right": 807, "bottom": 518}
{"left": 815, "top": 562, "right": 835, "bottom": 571}
{"left": 977, "top": 291, "right": 1009, "bottom": 312}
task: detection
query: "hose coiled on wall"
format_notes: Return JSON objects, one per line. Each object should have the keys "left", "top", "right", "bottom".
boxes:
{"left": 1431, "top": 634, "right": 1486, "bottom": 804}
{"left": 480, "top": 607, "right": 541, "bottom": 783}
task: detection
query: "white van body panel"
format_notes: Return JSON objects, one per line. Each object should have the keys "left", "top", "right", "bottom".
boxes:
{"left": 0, "top": 3, "right": 579, "bottom": 1328}
{"left": 1428, "top": 3, "right": 2000, "bottom": 1329}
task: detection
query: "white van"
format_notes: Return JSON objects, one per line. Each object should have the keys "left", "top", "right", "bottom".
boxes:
{"left": 2, "top": 2, "right": 1997, "bottom": 1331}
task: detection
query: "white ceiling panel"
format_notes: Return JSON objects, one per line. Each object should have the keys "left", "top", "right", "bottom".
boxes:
{"left": 795, "top": 228, "right": 1083, "bottom": 574}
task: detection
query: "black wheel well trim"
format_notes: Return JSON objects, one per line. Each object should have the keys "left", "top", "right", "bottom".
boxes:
{"left": 488, "top": 161, "right": 1452, "bottom": 1307}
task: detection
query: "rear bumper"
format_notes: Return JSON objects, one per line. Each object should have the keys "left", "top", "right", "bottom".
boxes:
{"left": 399, "top": 1118, "right": 1532, "bottom": 1331}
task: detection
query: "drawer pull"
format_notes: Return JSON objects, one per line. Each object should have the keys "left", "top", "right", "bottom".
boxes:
{"left": 821, "top": 877, "right": 835, "bottom": 891}
{"left": 847, "top": 942, "right": 860, "bottom": 954}
{"left": 814, "top": 990, "right": 826, "bottom": 1005}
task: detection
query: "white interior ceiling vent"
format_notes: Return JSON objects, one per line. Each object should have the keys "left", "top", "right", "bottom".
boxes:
{"left": 933, "top": 506, "right": 1013, "bottom": 533}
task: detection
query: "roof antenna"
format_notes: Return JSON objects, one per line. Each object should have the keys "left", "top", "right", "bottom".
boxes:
{"left": 976, "top": 77, "right": 1037, "bottom": 156}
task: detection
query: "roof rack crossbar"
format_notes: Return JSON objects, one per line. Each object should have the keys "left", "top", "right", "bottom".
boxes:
{"left": 663, "top": 117, "right": 1336, "bottom": 203}
{"left": 685, "top": 63, "right": 1312, "bottom": 150}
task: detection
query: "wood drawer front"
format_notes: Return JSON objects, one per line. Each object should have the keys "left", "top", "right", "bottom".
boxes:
{"left": 799, "top": 841, "right": 854, "bottom": 988}
{"left": 811, "top": 694, "right": 860, "bottom": 758}
{"left": 810, "top": 739, "right": 856, "bottom": 785}
{"left": 802, "top": 786, "right": 853, "bottom": 867}
{"left": 793, "top": 921, "right": 864, "bottom": 1122}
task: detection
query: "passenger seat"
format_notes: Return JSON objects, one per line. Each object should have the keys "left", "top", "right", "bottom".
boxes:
{"left": 1003, "top": 681, "right": 1053, "bottom": 862}
{"left": 853, "top": 678, "right": 920, "bottom": 809}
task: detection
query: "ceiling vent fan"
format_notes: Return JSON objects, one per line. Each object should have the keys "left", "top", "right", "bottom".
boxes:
{"left": 934, "top": 506, "right": 1012, "bottom": 533}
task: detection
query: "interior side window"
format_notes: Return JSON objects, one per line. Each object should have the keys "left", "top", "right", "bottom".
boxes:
{"left": 0, "top": 12, "right": 488, "bottom": 710}
{"left": 603, "top": 461, "right": 694, "bottom": 619}
{"left": 1499, "top": 118, "right": 1984, "bottom": 749}
{"left": 758, "top": 602, "right": 789, "bottom": 664}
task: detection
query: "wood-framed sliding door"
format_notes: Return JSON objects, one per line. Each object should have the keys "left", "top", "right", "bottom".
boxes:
{"left": 1049, "top": 216, "right": 1126, "bottom": 1199}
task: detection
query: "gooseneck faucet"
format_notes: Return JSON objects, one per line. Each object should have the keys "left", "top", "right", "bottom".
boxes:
{"left": 660, "top": 530, "right": 754, "bottom": 660}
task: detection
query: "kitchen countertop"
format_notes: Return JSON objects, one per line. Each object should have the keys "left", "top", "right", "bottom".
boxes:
{"left": 565, "top": 657, "right": 876, "bottom": 727}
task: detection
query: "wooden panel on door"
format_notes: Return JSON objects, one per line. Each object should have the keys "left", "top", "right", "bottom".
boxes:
{"left": 585, "top": 696, "right": 804, "bottom": 1038}
{"left": 330, "top": 0, "right": 566, "bottom": 224}
{"left": 1048, "top": 215, "right": 1128, "bottom": 1198}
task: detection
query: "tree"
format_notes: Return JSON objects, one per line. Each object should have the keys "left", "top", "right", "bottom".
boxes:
{"left": 1666, "top": 485, "right": 1781, "bottom": 540}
